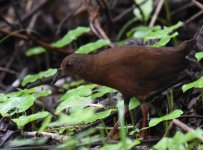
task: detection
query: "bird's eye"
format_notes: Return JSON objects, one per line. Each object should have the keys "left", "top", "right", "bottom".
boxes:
{"left": 66, "top": 62, "right": 72, "bottom": 68}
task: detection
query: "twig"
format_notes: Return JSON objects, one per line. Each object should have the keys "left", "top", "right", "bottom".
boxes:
{"left": 27, "top": 11, "right": 41, "bottom": 34}
{"left": 5, "top": 68, "right": 28, "bottom": 93}
{"left": 191, "top": 0, "right": 203, "bottom": 10}
{"left": 85, "top": 0, "right": 114, "bottom": 47}
{"left": 96, "top": 0, "right": 112, "bottom": 24}
{"left": 21, "top": 0, "right": 48, "bottom": 22}
{"left": 113, "top": 6, "right": 134, "bottom": 23}
{"left": 173, "top": 119, "right": 203, "bottom": 142}
{"left": 0, "top": 29, "right": 74, "bottom": 54}
{"left": 0, "top": 67, "right": 18, "bottom": 75}
{"left": 56, "top": 1, "right": 83, "bottom": 36}
{"left": 163, "top": 120, "right": 174, "bottom": 137}
{"left": 0, "top": 15, "right": 16, "bottom": 29}
{"left": 11, "top": 0, "right": 24, "bottom": 29}
{"left": 171, "top": 3, "right": 194, "bottom": 16}
{"left": 180, "top": 115, "right": 203, "bottom": 119}
{"left": 22, "top": 131, "right": 68, "bottom": 141}
{"left": 0, "top": 49, "right": 18, "bottom": 81}
{"left": 149, "top": 0, "right": 164, "bottom": 27}
{"left": 185, "top": 10, "right": 203, "bottom": 24}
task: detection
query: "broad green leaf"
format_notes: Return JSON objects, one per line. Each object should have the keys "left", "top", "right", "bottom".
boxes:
{"left": 25, "top": 27, "right": 90, "bottom": 56}
{"left": 12, "top": 111, "right": 49, "bottom": 129}
{"left": 181, "top": 128, "right": 203, "bottom": 143}
{"left": 56, "top": 96, "right": 92, "bottom": 114}
{"left": 182, "top": 76, "right": 203, "bottom": 93}
{"left": 75, "top": 39, "right": 110, "bottom": 54}
{"left": 0, "top": 93, "right": 8, "bottom": 103}
{"left": 128, "top": 26, "right": 161, "bottom": 38}
{"left": 145, "top": 22, "right": 183, "bottom": 41}
{"left": 21, "top": 68, "right": 57, "bottom": 86}
{"left": 0, "top": 94, "right": 36, "bottom": 117}
{"left": 149, "top": 110, "right": 183, "bottom": 127}
{"left": 133, "top": 0, "right": 153, "bottom": 22}
{"left": 129, "top": 97, "right": 140, "bottom": 110}
{"left": 99, "top": 138, "right": 140, "bottom": 150}
{"left": 39, "top": 115, "right": 52, "bottom": 132}
{"left": 25, "top": 47, "right": 46, "bottom": 56}
{"left": 152, "top": 32, "right": 178, "bottom": 47}
{"left": 153, "top": 129, "right": 203, "bottom": 150}
{"left": 6, "top": 91, "right": 23, "bottom": 97}
{"left": 60, "top": 84, "right": 96, "bottom": 101}
{"left": 35, "top": 89, "right": 52, "bottom": 98}
{"left": 91, "top": 86, "right": 116, "bottom": 99}
{"left": 62, "top": 80, "right": 85, "bottom": 89}
{"left": 195, "top": 52, "right": 203, "bottom": 61}
{"left": 52, "top": 27, "right": 90, "bottom": 48}
{"left": 50, "top": 108, "right": 95, "bottom": 126}
{"left": 86, "top": 109, "right": 112, "bottom": 123}
{"left": 7, "top": 86, "right": 51, "bottom": 98}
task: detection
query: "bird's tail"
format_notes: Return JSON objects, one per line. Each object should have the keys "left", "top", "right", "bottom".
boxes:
{"left": 176, "top": 39, "right": 196, "bottom": 56}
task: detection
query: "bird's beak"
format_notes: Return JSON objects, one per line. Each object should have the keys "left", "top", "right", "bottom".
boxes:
{"left": 51, "top": 68, "right": 63, "bottom": 85}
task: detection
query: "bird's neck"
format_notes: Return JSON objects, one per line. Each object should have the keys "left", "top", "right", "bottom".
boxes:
{"left": 77, "top": 54, "right": 100, "bottom": 83}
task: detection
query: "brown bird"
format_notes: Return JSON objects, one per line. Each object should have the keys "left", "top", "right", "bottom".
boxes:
{"left": 57, "top": 39, "right": 195, "bottom": 137}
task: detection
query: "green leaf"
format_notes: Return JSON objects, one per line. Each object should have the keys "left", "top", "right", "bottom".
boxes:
{"left": 151, "top": 32, "right": 178, "bottom": 47}
{"left": 62, "top": 80, "right": 85, "bottom": 89}
{"left": 25, "top": 27, "right": 90, "bottom": 56}
{"left": 56, "top": 96, "right": 92, "bottom": 114}
{"left": 0, "top": 94, "right": 36, "bottom": 117}
{"left": 35, "top": 89, "right": 52, "bottom": 98}
{"left": 12, "top": 111, "right": 49, "bottom": 129}
{"left": 75, "top": 39, "right": 110, "bottom": 54}
{"left": 182, "top": 76, "right": 203, "bottom": 93}
{"left": 25, "top": 47, "right": 46, "bottom": 56}
{"left": 21, "top": 68, "right": 57, "bottom": 86}
{"left": 86, "top": 109, "right": 112, "bottom": 123}
{"left": 7, "top": 86, "right": 51, "bottom": 99}
{"left": 91, "top": 86, "right": 116, "bottom": 99}
{"left": 149, "top": 110, "right": 183, "bottom": 127}
{"left": 144, "top": 21, "right": 183, "bottom": 41}
{"left": 181, "top": 128, "right": 203, "bottom": 143}
{"left": 195, "top": 52, "right": 203, "bottom": 61}
{"left": 129, "top": 97, "right": 140, "bottom": 110}
{"left": 39, "top": 115, "right": 52, "bottom": 132}
{"left": 60, "top": 84, "right": 96, "bottom": 101}
{"left": 99, "top": 138, "right": 140, "bottom": 150}
{"left": 0, "top": 93, "right": 8, "bottom": 103}
{"left": 52, "top": 27, "right": 90, "bottom": 48}
{"left": 131, "top": 26, "right": 161, "bottom": 38}
{"left": 50, "top": 108, "right": 95, "bottom": 126}
{"left": 133, "top": 0, "right": 153, "bottom": 22}
{"left": 153, "top": 128, "right": 203, "bottom": 150}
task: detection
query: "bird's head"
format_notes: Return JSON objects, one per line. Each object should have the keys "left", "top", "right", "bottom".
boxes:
{"left": 52, "top": 53, "right": 91, "bottom": 84}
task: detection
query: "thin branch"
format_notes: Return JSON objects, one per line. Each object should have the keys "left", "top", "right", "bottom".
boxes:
{"left": 173, "top": 119, "right": 203, "bottom": 142}
{"left": 0, "top": 29, "right": 74, "bottom": 54}
{"left": 185, "top": 10, "right": 203, "bottom": 24}
{"left": 149, "top": 0, "right": 164, "bottom": 27}
{"left": 191, "top": 0, "right": 203, "bottom": 10}
{"left": 0, "top": 67, "right": 18, "bottom": 75}
{"left": 22, "top": 131, "right": 68, "bottom": 141}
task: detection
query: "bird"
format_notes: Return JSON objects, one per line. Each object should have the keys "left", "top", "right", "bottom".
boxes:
{"left": 56, "top": 39, "right": 196, "bottom": 138}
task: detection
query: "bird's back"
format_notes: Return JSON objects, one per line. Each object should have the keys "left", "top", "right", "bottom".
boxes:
{"left": 91, "top": 39, "right": 195, "bottom": 100}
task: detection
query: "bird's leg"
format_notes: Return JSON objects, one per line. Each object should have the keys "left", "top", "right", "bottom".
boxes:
{"left": 140, "top": 103, "right": 149, "bottom": 139}
{"left": 106, "top": 104, "right": 129, "bottom": 140}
